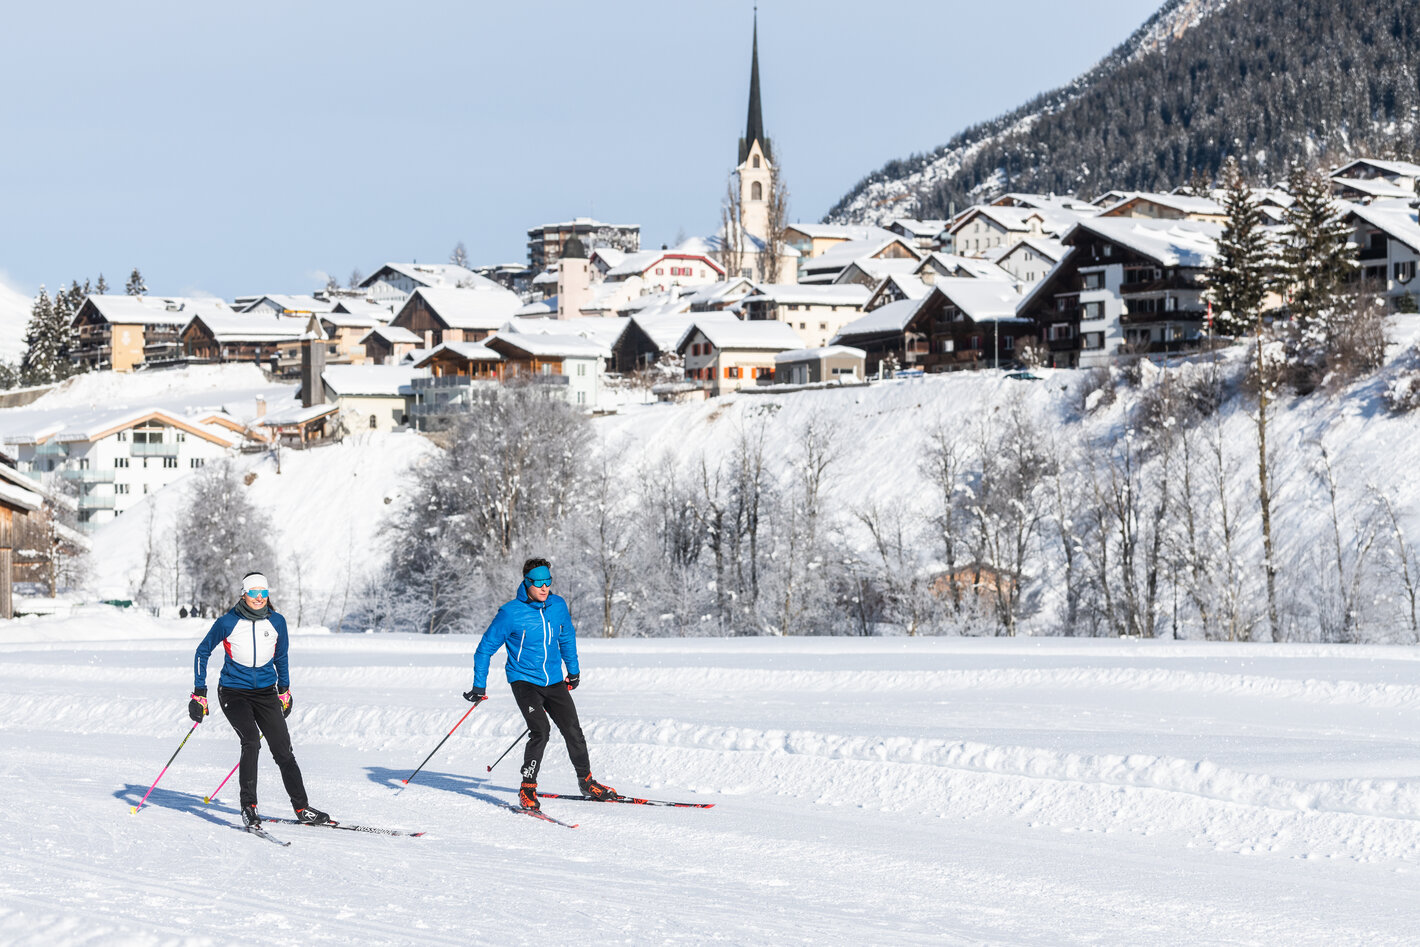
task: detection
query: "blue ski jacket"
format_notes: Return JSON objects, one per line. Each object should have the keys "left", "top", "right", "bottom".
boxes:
{"left": 193, "top": 605, "right": 291, "bottom": 692}
{"left": 472, "top": 582, "right": 580, "bottom": 689}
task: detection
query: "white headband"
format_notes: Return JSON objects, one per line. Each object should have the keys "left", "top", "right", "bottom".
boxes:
{"left": 242, "top": 573, "right": 269, "bottom": 593}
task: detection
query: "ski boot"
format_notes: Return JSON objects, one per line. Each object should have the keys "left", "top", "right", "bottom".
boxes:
{"left": 518, "top": 781, "right": 540, "bottom": 810}
{"left": 579, "top": 774, "right": 618, "bottom": 801}
{"left": 240, "top": 804, "right": 261, "bottom": 828}
{"left": 295, "top": 806, "right": 330, "bottom": 825}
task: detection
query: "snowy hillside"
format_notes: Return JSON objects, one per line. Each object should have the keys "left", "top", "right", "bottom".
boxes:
{"left": 0, "top": 276, "right": 31, "bottom": 363}
{"left": 4, "top": 614, "right": 1420, "bottom": 944}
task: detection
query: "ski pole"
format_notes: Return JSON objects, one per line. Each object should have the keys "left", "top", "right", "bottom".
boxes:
{"left": 204, "top": 735, "right": 262, "bottom": 803}
{"left": 486, "top": 728, "right": 529, "bottom": 773}
{"left": 397, "top": 703, "right": 482, "bottom": 791}
{"left": 131, "top": 720, "right": 200, "bottom": 814}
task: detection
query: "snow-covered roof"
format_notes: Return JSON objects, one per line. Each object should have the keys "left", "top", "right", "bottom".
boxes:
{"left": 917, "top": 253, "right": 1015, "bottom": 281}
{"left": 502, "top": 316, "right": 624, "bottom": 356}
{"left": 360, "top": 325, "right": 422, "bottom": 346}
{"left": 630, "top": 312, "right": 698, "bottom": 351}
{"left": 774, "top": 345, "right": 867, "bottom": 364}
{"left": 0, "top": 477, "right": 41, "bottom": 513}
{"left": 868, "top": 274, "right": 932, "bottom": 304}
{"left": 515, "top": 297, "right": 556, "bottom": 317}
{"left": 994, "top": 236, "right": 1067, "bottom": 265}
{"left": 1331, "top": 158, "right": 1420, "bottom": 180}
{"left": 799, "top": 240, "right": 922, "bottom": 282}
{"left": 241, "top": 294, "right": 335, "bottom": 315}
{"left": 784, "top": 222, "right": 898, "bottom": 243}
{"left": 412, "top": 341, "right": 504, "bottom": 369}
{"left": 1065, "top": 218, "right": 1222, "bottom": 267}
{"left": 675, "top": 314, "right": 803, "bottom": 353}
{"left": 1346, "top": 203, "right": 1420, "bottom": 255}
{"left": 1331, "top": 177, "right": 1414, "bottom": 199}
{"left": 5, "top": 406, "right": 238, "bottom": 449}
{"left": 187, "top": 311, "right": 307, "bottom": 343}
{"left": 485, "top": 332, "right": 606, "bottom": 360}
{"left": 832, "top": 297, "right": 930, "bottom": 341}
{"left": 321, "top": 311, "right": 384, "bottom": 329}
{"left": 331, "top": 297, "right": 396, "bottom": 317}
{"left": 948, "top": 205, "right": 1046, "bottom": 235}
{"left": 78, "top": 295, "right": 233, "bottom": 327}
{"left": 589, "top": 247, "right": 628, "bottom": 270}
{"left": 322, "top": 365, "right": 422, "bottom": 397}
{"left": 742, "top": 284, "right": 871, "bottom": 307}
{"left": 888, "top": 218, "right": 948, "bottom": 237}
{"left": 403, "top": 285, "right": 523, "bottom": 330}
{"left": 1099, "top": 192, "right": 1225, "bottom": 217}
{"left": 990, "top": 193, "right": 1101, "bottom": 214}
{"left": 258, "top": 402, "right": 339, "bottom": 427}
{"left": 361, "top": 263, "right": 497, "bottom": 292}
{"left": 834, "top": 258, "right": 922, "bottom": 283}
{"left": 929, "top": 279, "right": 1028, "bottom": 323}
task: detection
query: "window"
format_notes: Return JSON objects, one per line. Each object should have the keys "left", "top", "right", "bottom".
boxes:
{"left": 819, "top": 323, "right": 827, "bottom": 331}
{"left": 577, "top": 391, "right": 586, "bottom": 404}
{"left": 1081, "top": 332, "right": 1104, "bottom": 350}
{"left": 1081, "top": 301, "right": 1104, "bottom": 320}
{"left": 752, "top": 155, "right": 760, "bottom": 168}
{"left": 78, "top": 458, "right": 90, "bottom": 470}
{"left": 114, "top": 457, "right": 129, "bottom": 468}
{"left": 369, "top": 415, "right": 378, "bottom": 430}
{"left": 1003, "top": 335, "right": 1015, "bottom": 351}
{"left": 163, "top": 457, "right": 178, "bottom": 469}
{"left": 176, "top": 432, "right": 186, "bottom": 442}
{"left": 115, "top": 483, "right": 130, "bottom": 495}
{"left": 117, "top": 432, "right": 128, "bottom": 441}
{"left": 1165, "top": 296, "right": 1178, "bottom": 311}
{"left": 724, "top": 366, "right": 741, "bottom": 379}
{"left": 751, "top": 181, "right": 763, "bottom": 201}
{"left": 656, "top": 268, "right": 664, "bottom": 276}
{"left": 1083, "top": 271, "right": 1104, "bottom": 289}
{"left": 799, "top": 322, "right": 807, "bottom": 330}
{"left": 190, "top": 458, "right": 205, "bottom": 468}
{"left": 1396, "top": 260, "right": 1416, "bottom": 283}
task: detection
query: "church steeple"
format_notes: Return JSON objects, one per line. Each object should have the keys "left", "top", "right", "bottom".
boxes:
{"left": 738, "top": 10, "right": 769, "bottom": 165}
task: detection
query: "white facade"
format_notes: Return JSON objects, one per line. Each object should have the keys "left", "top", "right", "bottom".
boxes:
{"left": 1074, "top": 264, "right": 1127, "bottom": 367}
{"left": 7, "top": 414, "right": 234, "bottom": 530}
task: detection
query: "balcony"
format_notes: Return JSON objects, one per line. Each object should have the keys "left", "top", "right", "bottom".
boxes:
{"left": 1359, "top": 244, "right": 1389, "bottom": 261}
{"left": 1047, "top": 336, "right": 1078, "bottom": 352}
{"left": 130, "top": 442, "right": 179, "bottom": 457}
{"left": 412, "top": 375, "right": 487, "bottom": 390}
{"left": 78, "top": 494, "right": 115, "bottom": 511}
{"left": 34, "top": 442, "right": 69, "bottom": 457}
{"left": 59, "top": 469, "right": 116, "bottom": 483}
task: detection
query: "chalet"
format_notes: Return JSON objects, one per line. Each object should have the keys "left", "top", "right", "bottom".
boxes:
{"left": 1017, "top": 218, "right": 1220, "bottom": 367}
{"left": 773, "top": 345, "right": 866, "bottom": 385}
{"left": 603, "top": 249, "right": 725, "bottom": 295}
{"left": 330, "top": 296, "right": 397, "bottom": 320}
{"left": 388, "top": 286, "right": 523, "bottom": 349}
{"left": 504, "top": 317, "right": 625, "bottom": 365}
{"left": 483, "top": 333, "right": 605, "bottom": 409}
{"left": 619, "top": 311, "right": 698, "bottom": 374}
{"left": 782, "top": 223, "right": 897, "bottom": 259}
{"left": 360, "top": 324, "right": 422, "bottom": 365}
{"left": 257, "top": 402, "right": 340, "bottom": 448}
{"left": 1331, "top": 177, "right": 1414, "bottom": 202}
{"left": 675, "top": 313, "right": 802, "bottom": 397}
{"left": 914, "top": 252, "right": 1014, "bottom": 284}
{"left": 991, "top": 193, "right": 1100, "bottom": 214}
{"left": 863, "top": 274, "right": 931, "bottom": 312}
{"left": 181, "top": 312, "right": 306, "bottom": 376}
{"left": 3, "top": 409, "right": 237, "bottom": 529}
{"left": 798, "top": 238, "right": 922, "bottom": 285}
{"left": 409, "top": 342, "right": 503, "bottom": 430}
{"left": 71, "top": 295, "right": 232, "bottom": 373}
{"left": 316, "top": 311, "right": 384, "bottom": 365}
{"left": 320, "top": 365, "right": 418, "bottom": 434}
{"left": 358, "top": 263, "right": 499, "bottom": 308}
{"left": 1098, "top": 192, "right": 1226, "bottom": 223}
{"left": 948, "top": 206, "right": 1084, "bottom": 258}
{"left": 1344, "top": 202, "right": 1420, "bottom": 308}
{"left": 886, "top": 218, "right": 948, "bottom": 251}
{"left": 991, "top": 237, "right": 1065, "bottom": 285}
{"left": 1330, "top": 159, "right": 1420, "bottom": 196}
{"left": 739, "top": 284, "right": 871, "bottom": 348}
{"left": 685, "top": 277, "right": 757, "bottom": 312}
{"left": 833, "top": 257, "right": 922, "bottom": 288}
{"left": 832, "top": 280, "right": 1029, "bottom": 376}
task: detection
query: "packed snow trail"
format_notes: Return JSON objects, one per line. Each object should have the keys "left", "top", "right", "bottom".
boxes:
{"left": 2, "top": 612, "right": 1420, "bottom": 944}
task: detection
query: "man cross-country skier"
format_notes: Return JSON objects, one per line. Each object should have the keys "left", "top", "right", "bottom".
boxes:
{"left": 463, "top": 557, "right": 617, "bottom": 810}
{"left": 190, "top": 571, "right": 329, "bottom": 829}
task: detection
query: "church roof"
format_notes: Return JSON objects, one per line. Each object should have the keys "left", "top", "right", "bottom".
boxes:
{"left": 738, "top": 13, "right": 769, "bottom": 165}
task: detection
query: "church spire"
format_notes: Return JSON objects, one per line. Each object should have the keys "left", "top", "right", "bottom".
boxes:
{"left": 739, "top": 9, "right": 768, "bottom": 165}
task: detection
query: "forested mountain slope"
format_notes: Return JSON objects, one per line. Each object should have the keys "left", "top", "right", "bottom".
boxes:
{"left": 827, "top": 0, "right": 1420, "bottom": 223}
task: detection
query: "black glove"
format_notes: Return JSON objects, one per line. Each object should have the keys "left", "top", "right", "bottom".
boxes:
{"left": 188, "top": 687, "right": 208, "bottom": 723}
{"left": 565, "top": 673, "right": 580, "bottom": 691}
{"left": 277, "top": 689, "right": 292, "bottom": 719}
{"left": 463, "top": 686, "right": 487, "bottom": 703}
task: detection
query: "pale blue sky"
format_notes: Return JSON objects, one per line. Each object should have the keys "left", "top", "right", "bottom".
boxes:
{"left": 0, "top": 0, "right": 1159, "bottom": 301}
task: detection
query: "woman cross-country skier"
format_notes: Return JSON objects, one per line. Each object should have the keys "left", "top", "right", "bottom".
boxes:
{"left": 190, "top": 571, "right": 329, "bottom": 828}
{"left": 464, "top": 557, "right": 618, "bottom": 810}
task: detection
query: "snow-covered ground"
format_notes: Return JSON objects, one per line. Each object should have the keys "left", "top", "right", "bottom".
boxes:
{"left": 3, "top": 612, "right": 1420, "bottom": 945}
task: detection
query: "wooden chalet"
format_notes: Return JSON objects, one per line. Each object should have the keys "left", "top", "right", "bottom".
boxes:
{"left": 0, "top": 460, "right": 43, "bottom": 619}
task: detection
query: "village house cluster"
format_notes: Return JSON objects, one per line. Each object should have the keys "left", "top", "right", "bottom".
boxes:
{"left": 7, "top": 19, "right": 1420, "bottom": 554}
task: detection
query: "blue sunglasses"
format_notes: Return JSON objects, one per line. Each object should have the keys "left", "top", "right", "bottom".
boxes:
{"left": 245, "top": 589, "right": 270, "bottom": 598}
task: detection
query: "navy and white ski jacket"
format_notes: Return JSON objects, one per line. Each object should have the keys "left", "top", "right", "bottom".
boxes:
{"left": 193, "top": 605, "right": 291, "bottom": 692}
{"left": 472, "top": 582, "right": 579, "bottom": 689}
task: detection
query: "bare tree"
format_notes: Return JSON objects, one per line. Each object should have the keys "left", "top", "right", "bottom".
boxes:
{"left": 1310, "top": 445, "right": 1377, "bottom": 643}
{"left": 449, "top": 241, "right": 470, "bottom": 268}
{"left": 575, "top": 455, "right": 637, "bottom": 638}
{"left": 920, "top": 417, "right": 971, "bottom": 611}
{"left": 777, "top": 413, "right": 840, "bottom": 635}
{"left": 719, "top": 179, "right": 746, "bottom": 282}
{"left": 758, "top": 164, "right": 790, "bottom": 284}
{"left": 1373, "top": 486, "right": 1420, "bottom": 642}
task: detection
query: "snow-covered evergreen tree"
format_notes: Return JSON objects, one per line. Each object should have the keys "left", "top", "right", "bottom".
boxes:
{"left": 20, "top": 286, "right": 62, "bottom": 385}
{"left": 1203, "top": 158, "right": 1271, "bottom": 338}
{"left": 1280, "top": 167, "right": 1356, "bottom": 334}
{"left": 125, "top": 268, "right": 146, "bottom": 296}
{"left": 95, "top": 273, "right": 109, "bottom": 295}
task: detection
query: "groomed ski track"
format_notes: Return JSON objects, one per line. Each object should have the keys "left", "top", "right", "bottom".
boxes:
{"left": 3, "top": 614, "right": 1420, "bottom": 944}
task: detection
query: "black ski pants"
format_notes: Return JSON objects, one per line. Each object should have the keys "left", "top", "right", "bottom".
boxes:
{"left": 511, "top": 679, "right": 591, "bottom": 784}
{"left": 218, "top": 685, "right": 309, "bottom": 812}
